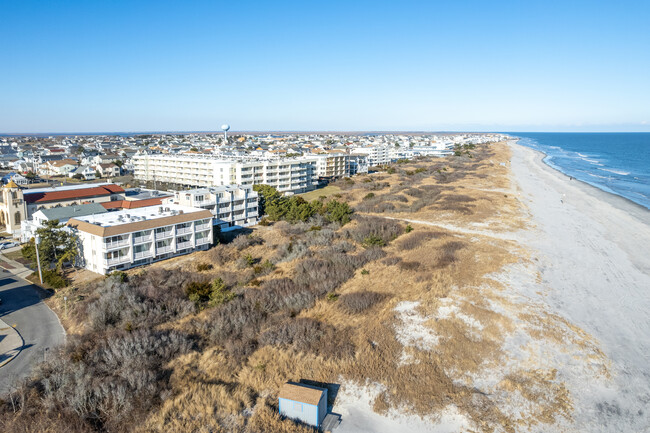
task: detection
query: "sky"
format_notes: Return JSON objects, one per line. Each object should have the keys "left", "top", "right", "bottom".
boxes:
{"left": 1, "top": 0, "right": 649, "bottom": 133}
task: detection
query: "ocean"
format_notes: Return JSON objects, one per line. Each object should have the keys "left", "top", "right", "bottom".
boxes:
{"left": 513, "top": 133, "right": 650, "bottom": 210}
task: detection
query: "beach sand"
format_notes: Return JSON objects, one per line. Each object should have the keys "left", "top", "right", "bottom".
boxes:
{"left": 333, "top": 141, "right": 650, "bottom": 432}
{"left": 509, "top": 140, "right": 650, "bottom": 432}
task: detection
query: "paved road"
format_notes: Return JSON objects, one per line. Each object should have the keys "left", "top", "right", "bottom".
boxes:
{"left": 0, "top": 272, "right": 65, "bottom": 396}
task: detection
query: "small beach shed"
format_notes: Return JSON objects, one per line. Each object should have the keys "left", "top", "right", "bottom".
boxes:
{"left": 278, "top": 382, "right": 328, "bottom": 427}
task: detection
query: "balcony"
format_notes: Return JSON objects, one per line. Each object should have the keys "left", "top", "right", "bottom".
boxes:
{"left": 104, "top": 239, "right": 129, "bottom": 250}
{"left": 155, "top": 230, "right": 173, "bottom": 239}
{"left": 133, "top": 235, "right": 152, "bottom": 244}
{"left": 176, "top": 241, "right": 192, "bottom": 250}
{"left": 156, "top": 245, "right": 173, "bottom": 254}
{"left": 134, "top": 250, "right": 153, "bottom": 260}
{"left": 197, "top": 200, "right": 216, "bottom": 207}
{"left": 196, "top": 237, "right": 211, "bottom": 245}
{"left": 176, "top": 226, "right": 192, "bottom": 235}
{"left": 104, "top": 256, "right": 130, "bottom": 267}
{"left": 195, "top": 223, "right": 211, "bottom": 231}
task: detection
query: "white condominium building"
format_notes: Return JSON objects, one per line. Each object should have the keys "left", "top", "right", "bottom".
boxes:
{"left": 350, "top": 146, "right": 391, "bottom": 167}
{"left": 312, "top": 153, "right": 350, "bottom": 179}
{"left": 68, "top": 204, "right": 213, "bottom": 275}
{"left": 132, "top": 152, "right": 318, "bottom": 194}
{"left": 163, "top": 185, "right": 259, "bottom": 232}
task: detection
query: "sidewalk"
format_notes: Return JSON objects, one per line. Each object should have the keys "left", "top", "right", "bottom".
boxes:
{"left": 0, "top": 317, "right": 24, "bottom": 368}
{"left": 0, "top": 247, "right": 34, "bottom": 280}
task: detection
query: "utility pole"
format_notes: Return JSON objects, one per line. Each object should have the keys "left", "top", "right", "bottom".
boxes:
{"left": 34, "top": 234, "right": 43, "bottom": 284}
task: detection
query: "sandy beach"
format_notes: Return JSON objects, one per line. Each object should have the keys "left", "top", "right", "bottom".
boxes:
{"left": 331, "top": 141, "right": 650, "bottom": 433}
{"left": 509, "top": 140, "right": 650, "bottom": 431}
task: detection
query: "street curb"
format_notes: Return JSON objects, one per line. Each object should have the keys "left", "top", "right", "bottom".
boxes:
{"left": 0, "top": 317, "right": 24, "bottom": 368}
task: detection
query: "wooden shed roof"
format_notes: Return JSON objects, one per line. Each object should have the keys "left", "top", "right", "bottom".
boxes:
{"left": 278, "top": 383, "right": 325, "bottom": 406}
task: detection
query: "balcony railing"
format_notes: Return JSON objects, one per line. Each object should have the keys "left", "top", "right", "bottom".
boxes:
{"left": 176, "top": 227, "right": 192, "bottom": 235}
{"left": 156, "top": 245, "right": 173, "bottom": 254}
{"left": 196, "top": 237, "right": 211, "bottom": 245}
{"left": 176, "top": 241, "right": 192, "bottom": 250}
{"left": 133, "top": 235, "right": 152, "bottom": 244}
{"left": 155, "top": 230, "right": 173, "bottom": 239}
{"left": 104, "top": 239, "right": 129, "bottom": 250}
{"left": 195, "top": 223, "right": 211, "bottom": 231}
{"left": 104, "top": 256, "right": 130, "bottom": 266}
{"left": 134, "top": 250, "right": 153, "bottom": 260}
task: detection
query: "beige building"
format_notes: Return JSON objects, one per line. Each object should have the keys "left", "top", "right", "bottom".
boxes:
{"left": 0, "top": 181, "right": 27, "bottom": 235}
{"left": 68, "top": 204, "right": 213, "bottom": 275}
{"left": 0, "top": 182, "right": 125, "bottom": 237}
{"left": 163, "top": 185, "right": 259, "bottom": 232}
{"left": 132, "top": 152, "right": 318, "bottom": 194}
{"left": 312, "top": 153, "right": 350, "bottom": 179}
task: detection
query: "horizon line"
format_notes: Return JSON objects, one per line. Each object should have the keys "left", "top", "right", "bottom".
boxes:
{"left": 2, "top": 130, "right": 650, "bottom": 137}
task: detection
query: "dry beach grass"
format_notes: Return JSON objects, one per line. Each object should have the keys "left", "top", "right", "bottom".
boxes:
{"left": 1, "top": 141, "right": 611, "bottom": 433}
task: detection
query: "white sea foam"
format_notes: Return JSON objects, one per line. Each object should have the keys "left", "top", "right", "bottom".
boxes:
{"left": 599, "top": 168, "right": 630, "bottom": 176}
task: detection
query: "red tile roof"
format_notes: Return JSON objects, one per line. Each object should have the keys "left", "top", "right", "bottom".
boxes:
{"left": 24, "top": 184, "right": 125, "bottom": 204}
{"left": 100, "top": 198, "right": 164, "bottom": 210}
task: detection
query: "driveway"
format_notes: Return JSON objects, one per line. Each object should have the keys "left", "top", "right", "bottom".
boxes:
{"left": 0, "top": 272, "right": 66, "bottom": 396}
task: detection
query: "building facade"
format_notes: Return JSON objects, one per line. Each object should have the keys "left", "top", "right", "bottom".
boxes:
{"left": 312, "top": 153, "right": 350, "bottom": 179}
{"left": 163, "top": 185, "right": 259, "bottom": 232}
{"left": 68, "top": 204, "right": 213, "bottom": 275}
{"left": 132, "top": 152, "right": 318, "bottom": 194}
{"left": 351, "top": 145, "right": 391, "bottom": 167}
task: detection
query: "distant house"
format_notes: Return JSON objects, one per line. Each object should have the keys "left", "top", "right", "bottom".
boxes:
{"left": 1, "top": 172, "right": 28, "bottom": 186}
{"left": 69, "top": 165, "right": 97, "bottom": 180}
{"left": 96, "top": 162, "right": 120, "bottom": 178}
{"left": 278, "top": 382, "right": 328, "bottom": 428}
{"left": 43, "top": 159, "right": 77, "bottom": 176}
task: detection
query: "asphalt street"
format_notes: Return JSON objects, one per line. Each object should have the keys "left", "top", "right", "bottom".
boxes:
{"left": 0, "top": 272, "right": 65, "bottom": 396}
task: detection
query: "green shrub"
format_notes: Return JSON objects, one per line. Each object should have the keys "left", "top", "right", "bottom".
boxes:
{"left": 258, "top": 217, "right": 271, "bottom": 226}
{"left": 363, "top": 193, "right": 375, "bottom": 200}
{"left": 196, "top": 262, "right": 213, "bottom": 272}
{"left": 405, "top": 224, "right": 414, "bottom": 233}
{"left": 109, "top": 270, "right": 128, "bottom": 282}
{"left": 362, "top": 235, "right": 386, "bottom": 248}
{"left": 387, "top": 167, "right": 396, "bottom": 174}
{"left": 42, "top": 269, "right": 68, "bottom": 288}
{"left": 326, "top": 293, "right": 339, "bottom": 302}
{"left": 361, "top": 269, "right": 370, "bottom": 275}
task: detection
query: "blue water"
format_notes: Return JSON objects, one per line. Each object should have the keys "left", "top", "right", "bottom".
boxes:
{"left": 512, "top": 133, "right": 650, "bottom": 209}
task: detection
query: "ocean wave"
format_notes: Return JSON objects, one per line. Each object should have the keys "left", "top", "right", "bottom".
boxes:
{"left": 587, "top": 173, "right": 610, "bottom": 179}
{"left": 599, "top": 168, "right": 630, "bottom": 176}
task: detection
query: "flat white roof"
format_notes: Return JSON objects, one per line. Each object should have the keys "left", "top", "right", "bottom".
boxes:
{"left": 73, "top": 204, "right": 207, "bottom": 228}
{"left": 25, "top": 182, "right": 116, "bottom": 195}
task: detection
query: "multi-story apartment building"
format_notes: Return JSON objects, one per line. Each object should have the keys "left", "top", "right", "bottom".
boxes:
{"left": 312, "top": 153, "right": 350, "bottom": 179}
{"left": 350, "top": 145, "right": 391, "bottom": 167}
{"left": 348, "top": 154, "right": 369, "bottom": 175}
{"left": 67, "top": 204, "right": 213, "bottom": 275}
{"left": 163, "top": 185, "right": 259, "bottom": 232}
{"left": 132, "top": 153, "right": 318, "bottom": 194}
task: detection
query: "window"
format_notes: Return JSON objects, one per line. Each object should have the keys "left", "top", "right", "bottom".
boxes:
{"left": 14, "top": 211, "right": 21, "bottom": 224}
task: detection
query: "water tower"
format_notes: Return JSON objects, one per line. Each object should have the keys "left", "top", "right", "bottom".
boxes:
{"left": 221, "top": 124, "right": 230, "bottom": 144}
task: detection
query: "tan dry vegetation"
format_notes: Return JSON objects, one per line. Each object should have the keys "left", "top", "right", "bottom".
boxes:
{"left": 2, "top": 141, "right": 610, "bottom": 433}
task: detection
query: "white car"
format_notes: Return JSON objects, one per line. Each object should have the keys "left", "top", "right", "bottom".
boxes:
{"left": 0, "top": 242, "right": 18, "bottom": 250}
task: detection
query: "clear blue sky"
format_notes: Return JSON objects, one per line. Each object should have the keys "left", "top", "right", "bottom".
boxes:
{"left": 1, "top": 0, "right": 649, "bottom": 133}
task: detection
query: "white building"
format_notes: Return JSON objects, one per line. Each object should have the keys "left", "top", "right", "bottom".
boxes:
{"left": 67, "top": 204, "right": 213, "bottom": 275}
{"left": 163, "top": 185, "right": 259, "bottom": 232}
{"left": 312, "top": 153, "right": 350, "bottom": 179}
{"left": 132, "top": 152, "right": 318, "bottom": 194}
{"left": 350, "top": 145, "right": 391, "bottom": 167}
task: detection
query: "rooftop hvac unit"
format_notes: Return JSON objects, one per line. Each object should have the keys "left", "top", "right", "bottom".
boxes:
{"left": 178, "top": 210, "right": 184, "bottom": 215}
{"left": 165, "top": 207, "right": 170, "bottom": 212}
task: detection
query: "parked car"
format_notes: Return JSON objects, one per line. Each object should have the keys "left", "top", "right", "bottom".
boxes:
{"left": 0, "top": 242, "right": 19, "bottom": 250}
